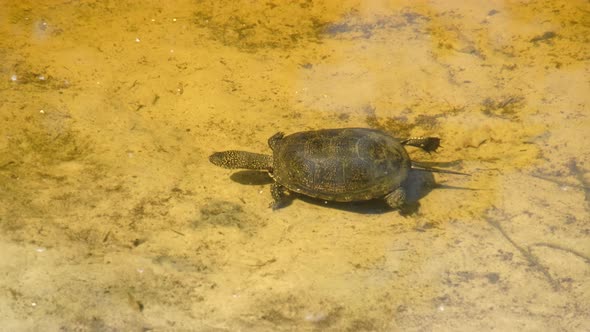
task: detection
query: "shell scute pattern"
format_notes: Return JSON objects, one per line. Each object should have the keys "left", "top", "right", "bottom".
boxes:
{"left": 272, "top": 128, "right": 410, "bottom": 201}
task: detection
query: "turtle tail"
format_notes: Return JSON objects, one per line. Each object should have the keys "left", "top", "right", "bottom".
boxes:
{"left": 411, "top": 161, "right": 470, "bottom": 176}
{"left": 209, "top": 151, "right": 272, "bottom": 170}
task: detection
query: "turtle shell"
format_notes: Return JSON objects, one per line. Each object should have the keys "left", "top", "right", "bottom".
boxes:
{"left": 271, "top": 128, "right": 411, "bottom": 202}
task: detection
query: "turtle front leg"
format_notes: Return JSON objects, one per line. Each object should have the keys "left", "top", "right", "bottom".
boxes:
{"left": 268, "top": 132, "right": 285, "bottom": 151}
{"left": 384, "top": 187, "right": 406, "bottom": 210}
{"left": 270, "top": 182, "right": 290, "bottom": 210}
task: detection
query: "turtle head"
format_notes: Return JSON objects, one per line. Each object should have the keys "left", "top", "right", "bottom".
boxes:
{"left": 209, "top": 151, "right": 272, "bottom": 170}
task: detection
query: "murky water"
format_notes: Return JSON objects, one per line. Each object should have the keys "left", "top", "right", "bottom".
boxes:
{"left": 1, "top": 0, "right": 589, "bottom": 331}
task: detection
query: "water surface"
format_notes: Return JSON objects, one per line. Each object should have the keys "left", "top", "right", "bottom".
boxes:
{"left": 0, "top": 0, "right": 589, "bottom": 330}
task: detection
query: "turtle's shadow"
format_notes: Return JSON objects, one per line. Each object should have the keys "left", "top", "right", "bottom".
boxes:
{"left": 230, "top": 171, "right": 275, "bottom": 185}
{"left": 295, "top": 170, "right": 436, "bottom": 215}
{"left": 228, "top": 170, "right": 438, "bottom": 215}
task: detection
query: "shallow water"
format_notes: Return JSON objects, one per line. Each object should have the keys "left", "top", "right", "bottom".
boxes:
{"left": 1, "top": 0, "right": 589, "bottom": 331}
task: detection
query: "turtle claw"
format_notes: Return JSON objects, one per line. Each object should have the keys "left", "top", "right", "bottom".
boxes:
{"left": 270, "top": 182, "right": 290, "bottom": 210}
{"left": 385, "top": 188, "right": 406, "bottom": 210}
{"left": 401, "top": 137, "right": 440, "bottom": 153}
{"left": 270, "top": 201, "right": 284, "bottom": 210}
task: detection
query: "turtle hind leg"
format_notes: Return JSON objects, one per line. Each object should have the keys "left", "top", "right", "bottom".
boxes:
{"left": 384, "top": 187, "right": 406, "bottom": 210}
{"left": 270, "top": 182, "right": 291, "bottom": 210}
{"left": 209, "top": 151, "right": 272, "bottom": 170}
{"left": 401, "top": 137, "right": 440, "bottom": 153}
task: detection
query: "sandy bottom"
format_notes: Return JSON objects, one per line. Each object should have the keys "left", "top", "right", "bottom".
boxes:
{"left": 1, "top": 0, "right": 589, "bottom": 331}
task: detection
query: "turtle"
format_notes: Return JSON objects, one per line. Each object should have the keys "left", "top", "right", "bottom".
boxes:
{"left": 209, "top": 128, "right": 467, "bottom": 210}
